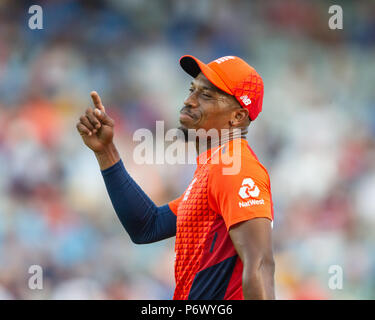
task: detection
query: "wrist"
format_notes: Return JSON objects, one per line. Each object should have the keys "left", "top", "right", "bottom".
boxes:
{"left": 95, "top": 143, "right": 120, "bottom": 170}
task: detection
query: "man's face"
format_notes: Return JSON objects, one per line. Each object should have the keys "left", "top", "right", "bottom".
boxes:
{"left": 179, "top": 73, "right": 237, "bottom": 133}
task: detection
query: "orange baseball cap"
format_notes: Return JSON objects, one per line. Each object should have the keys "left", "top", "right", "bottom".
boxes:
{"left": 180, "top": 55, "right": 264, "bottom": 120}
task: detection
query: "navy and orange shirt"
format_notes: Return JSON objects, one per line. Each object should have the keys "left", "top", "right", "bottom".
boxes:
{"left": 168, "top": 138, "right": 274, "bottom": 300}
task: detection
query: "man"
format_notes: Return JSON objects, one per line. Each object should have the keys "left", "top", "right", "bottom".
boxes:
{"left": 76, "top": 55, "right": 275, "bottom": 300}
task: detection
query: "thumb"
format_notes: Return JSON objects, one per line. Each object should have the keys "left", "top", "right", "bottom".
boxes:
{"left": 94, "top": 109, "right": 113, "bottom": 126}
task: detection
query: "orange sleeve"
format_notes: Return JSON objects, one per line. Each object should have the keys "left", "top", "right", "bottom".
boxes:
{"left": 168, "top": 195, "right": 183, "bottom": 215}
{"left": 208, "top": 158, "right": 273, "bottom": 230}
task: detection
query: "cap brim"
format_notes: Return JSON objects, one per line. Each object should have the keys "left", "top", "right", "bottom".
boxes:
{"left": 179, "top": 55, "right": 232, "bottom": 95}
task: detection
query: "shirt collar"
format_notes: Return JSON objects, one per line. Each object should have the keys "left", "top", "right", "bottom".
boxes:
{"left": 196, "top": 138, "right": 248, "bottom": 166}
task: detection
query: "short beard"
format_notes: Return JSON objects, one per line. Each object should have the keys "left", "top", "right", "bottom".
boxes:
{"left": 178, "top": 126, "right": 191, "bottom": 143}
{"left": 177, "top": 126, "right": 213, "bottom": 150}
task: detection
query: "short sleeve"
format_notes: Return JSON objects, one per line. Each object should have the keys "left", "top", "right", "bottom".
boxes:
{"left": 208, "top": 159, "right": 273, "bottom": 230}
{"left": 168, "top": 195, "right": 183, "bottom": 215}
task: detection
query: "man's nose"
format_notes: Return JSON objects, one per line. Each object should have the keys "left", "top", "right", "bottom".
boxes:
{"left": 184, "top": 92, "right": 199, "bottom": 108}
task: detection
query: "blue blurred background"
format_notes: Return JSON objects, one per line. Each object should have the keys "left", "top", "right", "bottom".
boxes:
{"left": 0, "top": 0, "right": 374, "bottom": 299}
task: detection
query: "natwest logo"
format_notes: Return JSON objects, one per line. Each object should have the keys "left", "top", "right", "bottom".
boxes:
{"left": 239, "top": 199, "right": 265, "bottom": 208}
{"left": 238, "top": 178, "right": 260, "bottom": 199}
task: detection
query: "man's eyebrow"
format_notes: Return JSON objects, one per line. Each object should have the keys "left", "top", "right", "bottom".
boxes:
{"left": 190, "top": 82, "right": 218, "bottom": 92}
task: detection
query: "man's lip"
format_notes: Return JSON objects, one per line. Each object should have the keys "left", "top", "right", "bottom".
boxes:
{"left": 179, "top": 112, "right": 195, "bottom": 120}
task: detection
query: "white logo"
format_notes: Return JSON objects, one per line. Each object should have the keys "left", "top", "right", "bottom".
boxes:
{"left": 238, "top": 178, "right": 260, "bottom": 199}
{"left": 214, "top": 56, "right": 235, "bottom": 64}
{"left": 28, "top": 5, "right": 43, "bottom": 30}
{"left": 240, "top": 95, "right": 251, "bottom": 106}
{"left": 328, "top": 265, "right": 343, "bottom": 290}
{"left": 328, "top": 5, "right": 343, "bottom": 30}
{"left": 239, "top": 199, "right": 264, "bottom": 208}
{"left": 28, "top": 265, "right": 43, "bottom": 290}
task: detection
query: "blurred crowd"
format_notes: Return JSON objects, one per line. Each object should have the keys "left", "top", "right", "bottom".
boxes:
{"left": 0, "top": 0, "right": 374, "bottom": 299}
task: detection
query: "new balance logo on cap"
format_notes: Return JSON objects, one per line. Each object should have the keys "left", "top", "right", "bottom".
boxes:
{"left": 213, "top": 56, "right": 235, "bottom": 64}
{"left": 240, "top": 95, "right": 251, "bottom": 106}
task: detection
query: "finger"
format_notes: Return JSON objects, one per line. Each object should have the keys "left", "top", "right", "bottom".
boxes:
{"left": 80, "top": 114, "right": 96, "bottom": 133}
{"left": 94, "top": 109, "right": 114, "bottom": 126}
{"left": 76, "top": 122, "right": 92, "bottom": 136}
{"left": 90, "top": 91, "right": 106, "bottom": 112}
{"left": 85, "top": 108, "right": 101, "bottom": 130}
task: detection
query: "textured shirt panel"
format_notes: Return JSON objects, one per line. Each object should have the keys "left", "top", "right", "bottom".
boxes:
{"left": 173, "top": 165, "right": 218, "bottom": 300}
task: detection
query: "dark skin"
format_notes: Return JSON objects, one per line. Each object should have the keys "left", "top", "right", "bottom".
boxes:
{"left": 76, "top": 72, "right": 275, "bottom": 300}
{"left": 179, "top": 73, "right": 250, "bottom": 151}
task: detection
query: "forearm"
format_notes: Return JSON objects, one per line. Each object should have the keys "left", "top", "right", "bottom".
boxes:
{"left": 101, "top": 156, "right": 176, "bottom": 243}
{"left": 243, "top": 260, "right": 275, "bottom": 300}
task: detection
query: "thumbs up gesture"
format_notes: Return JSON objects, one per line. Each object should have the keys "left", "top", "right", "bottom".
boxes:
{"left": 76, "top": 91, "right": 115, "bottom": 153}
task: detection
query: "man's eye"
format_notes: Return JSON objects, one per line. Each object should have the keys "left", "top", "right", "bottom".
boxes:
{"left": 202, "top": 93, "right": 212, "bottom": 98}
{"left": 189, "top": 88, "right": 194, "bottom": 93}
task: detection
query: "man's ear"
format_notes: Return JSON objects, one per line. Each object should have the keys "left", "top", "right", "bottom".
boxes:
{"left": 230, "top": 108, "right": 249, "bottom": 127}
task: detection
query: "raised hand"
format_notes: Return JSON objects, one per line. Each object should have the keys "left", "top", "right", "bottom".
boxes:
{"left": 76, "top": 91, "right": 115, "bottom": 153}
